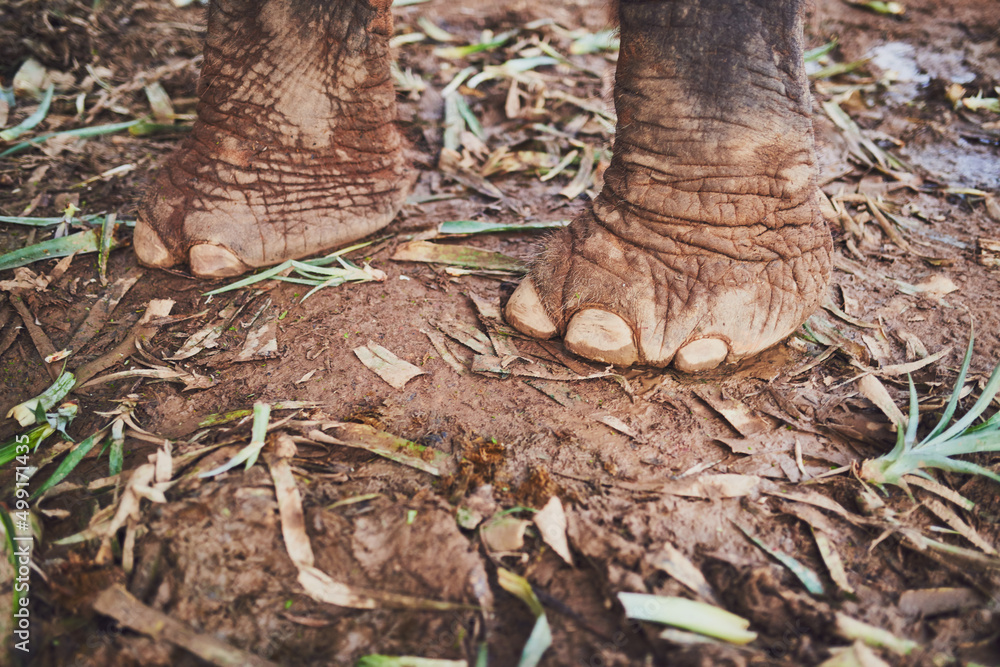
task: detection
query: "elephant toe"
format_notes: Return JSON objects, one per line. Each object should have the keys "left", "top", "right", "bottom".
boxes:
{"left": 564, "top": 309, "right": 638, "bottom": 366}
{"left": 673, "top": 338, "right": 730, "bottom": 373}
{"left": 133, "top": 218, "right": 178, "bottom": 269}
{"left": 189, "top": 244, "right": 251, "bottom": 279}
{"left": 505, "top": 280, "right": 558, "bottom": 339}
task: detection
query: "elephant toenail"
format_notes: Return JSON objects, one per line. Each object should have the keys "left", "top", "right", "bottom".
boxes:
{"left": 133, "top": 219, "right": 175, "bottom": 269}
{"left": 673, "top": 338, "right": 729, "bottom": 373}
{"left": 564, "top": 310, "right": 638, "bottom": 366}
{"left": 189, "top": 244, "right": 251, "bottom": 279}
{"left": 505, "top": 280, "right": 557, "bottom": 339}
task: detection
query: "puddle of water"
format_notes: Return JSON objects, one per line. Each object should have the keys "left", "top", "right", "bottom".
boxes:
{"left": 902, "top": 138, "right": 1000, "bottom": 190}
{"left": 865, "top": 41, "right": 977, "bottom": 103}
{"left": 869, "top": 42, "right": 931, "bottom": 85}
{"left": 867, "top": 42, "right": 930, "bottom": 103}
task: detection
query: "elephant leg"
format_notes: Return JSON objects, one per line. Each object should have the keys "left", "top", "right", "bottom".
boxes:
{"left": 506, "top": 0, "right": 832, "bottom": 371}
{"left": 134, "top": 0, "right": 413, "bottom": 278}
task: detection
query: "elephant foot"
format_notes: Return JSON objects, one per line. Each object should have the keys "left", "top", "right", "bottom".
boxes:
{"left": 505, "top": 0, "right": 833, "bottom": 371}
{"left": 505, "top": 201, "right": 831, "bottom": 370}
{"left": 135, "top": 0, "right": 411, "bottom": 279}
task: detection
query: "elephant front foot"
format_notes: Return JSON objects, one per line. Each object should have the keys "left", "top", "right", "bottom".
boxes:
{"left": 134, "top": 0, "right": 411, "bottom": 278}
{"left": 135, "top": 136, "right": 413, "bottom": 279}
{"left": 506, "top": 0, "right": 834, "bottom": 371}
{"left": 505, "top": 196, "right": 832, "bottom": 371}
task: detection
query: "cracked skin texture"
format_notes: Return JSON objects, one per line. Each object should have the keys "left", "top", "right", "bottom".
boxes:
{"left": 505, "top": 0, "right": 832, "bottom": 369}
{"left": 135, "top": 0, "right": 831, "bottom": 371}
{"left": 134, "top": 0, "right": 413, "bottom": 278}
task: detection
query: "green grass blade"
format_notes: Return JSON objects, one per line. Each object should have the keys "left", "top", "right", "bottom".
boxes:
{"left": 886, "top": 414, "right": 908, "bottom": 460}
{"left": 963, "top": 410, "right": 1000, "bottom": 435}
{"left": 914, "top": 456, "right": 1000, "bottom": 485}
{"left": 440, "top": 67, "right": 477, "bottom": 97}
{"left": 497, "top": 568, "right": 544, "bottom": 617}
{"left": 109, "top": 420, "right": 124, "bottom": 476}
{"left": 300, "top": 276, "right": 346, "bottom": 302}
{"left": 299, "top": 240, "right": 374, "bottom": 265}
{"left": 618, "top": 592, "right": 758, "bottom": 644}
{"left": 0, "top": 424, "right": 55, "bottom": 467}
{"left": 0, "top": 84, "right": 53, "bottom": 142}
{"left": 738, "top": 525, "right": 825, "bottom": 595}
{"left": 0, "top": 213, "right": 105, "bottom": 227}
{"left": 437, "top": 219, "right": 570, "bottom": 235}
{"left": 0, "top": 119, "right": 142, "bottom": 158}
{"left": 455, "top": 94, "right": 484, "bottom": 140}
{"left": 923, "top": 332, "right": 975, "bottom": 444}
{"left": 0, "top": 228, "right": 113, "bottom": 272}
{"left": 203, "top": 260, "right": 294, "bottom": 296}
{"left": 434, "top": 30, "right": 516, "bottom": 59}
{"left": 272, "top": 276, "right": 328, "bottom": 287}
{"left": 6, "top": 371, "right": 76, "bottom": 427}
{"left": 198, "top": 402, "right": 270, "bottom": 477}
{"left": 0, "top": 506, "right": 16, "bottom": 565}
{"left": 904, "top": 374, "right": 919, "bottom": 450}
{"left": 128, "top": 120, "right": 192, "bottom": 136}
{"left": 928, "top": 357, "right": 1000, "bottom": 446}
{"left": 569, "top": 29, "right": 620, "bottom": 55}
{"left": 289, "top": 260, "right": 357, "bottom": 277}
{"left": 204, "top": 241, "right": 376, "bottom": 295}
{"left": 925, "top": 431, "right": 1000, "bottom": 457}
{"left": 804, "top": 39, "right": 839, "bottom": 62}
{"left": 30, "top": 429, "right": 107, "bottom": 499}
{"left": 518, "top": 615, "right": 552, "bottom": 667}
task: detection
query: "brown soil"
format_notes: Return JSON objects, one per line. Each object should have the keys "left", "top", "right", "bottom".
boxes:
{"left": 1, "top": 0, "right": 1000, "bottom": 665}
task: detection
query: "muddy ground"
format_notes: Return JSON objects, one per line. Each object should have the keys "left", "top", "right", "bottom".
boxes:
{"left": 1, "top": 0, "right": 1000, "bottom": 665}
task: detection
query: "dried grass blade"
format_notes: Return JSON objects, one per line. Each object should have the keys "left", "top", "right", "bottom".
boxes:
{"left": 93, "top": 585, "right": 278, "bottom": 667}
{"left": 922, "top": 497, "right": 996, "bottom": 554}
{"left": 392, "top": 241, "right": 527, "bottom": 272}
{"left": 309, "top": 423, "right": 451, "bottom": 476}
{"left": 67, "top": 267, "right": 144, "bottom": 352}
{"left": 810, "top": 528, "right": 856, "bottom": 595}
{"left": 73, "top": 298, "right": 174, "bottom": 387}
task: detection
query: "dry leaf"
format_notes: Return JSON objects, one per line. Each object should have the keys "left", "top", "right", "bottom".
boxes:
{"left": 481, "top": 515, "right": 529, "bottom": 552}
{"left": 620, "top": 474, "right": 762, "bottom": 499}
{"left": 354, "top": 341, "right": 425, "bottom": 389}
{"left": 693, "top": 386, "right": 769, "bottom": 437}
{"left": 235, "top": 320, "right": 279, "bottom": 362}
{"left": 648, "top": 543, "right": 718, "bottom": 604}
{"left": 597, "top": 415, "right": 638, "bottom": 438}
{"left": 857, "top": 374, "right": 906, "bottom": 427}
{"left": 267, "top": 439, "right": 315, "bottom": 568}
{"left": 534, "top": 497, "right": 572, "bottom": 566}
{"left": 911, "top": 274, "right": 958, "bottom": 299}
{"left": 922, "top": 497, "right": 997, "bottom": 555}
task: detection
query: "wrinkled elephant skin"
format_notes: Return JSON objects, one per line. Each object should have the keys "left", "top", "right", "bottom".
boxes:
{"left": 135, "top": 0, "right": 832, "bottom": 371}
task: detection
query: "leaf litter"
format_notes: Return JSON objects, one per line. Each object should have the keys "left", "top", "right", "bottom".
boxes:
{"left": 4, "top": 1, "right": 1000, "bottom": 664}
